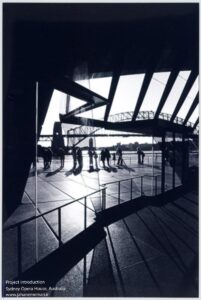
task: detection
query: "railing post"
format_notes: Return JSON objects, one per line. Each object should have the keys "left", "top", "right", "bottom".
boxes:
{"left": 58, "top": 207, "right": 62, "bottom": 247}
{"left": 84, "top": 197, "right": 87, "bottom": 230}
{"left": 118, "top": 181, "right": 121, "bottom": 205}
{"left": 141, "top": 176, "right": 143, "bottom": 195}
{"left": 17, "top": 225, "right": 22, "bottom": 276}
{"left": 83, "top": 255, "right": 87, "bottom": 296}
{"left": 130, "top": 178, "right": 133, "bottom": 200}
{"left": 102, "top": 187, "right": 106, "bottom": 210}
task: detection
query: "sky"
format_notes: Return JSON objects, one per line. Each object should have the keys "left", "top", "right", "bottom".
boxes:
{"left": 40, "top": 71, "right": 199, "bottom": 147}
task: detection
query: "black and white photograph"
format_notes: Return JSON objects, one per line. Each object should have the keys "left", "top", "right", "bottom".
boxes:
{"left": 2, "top": 2, "right": 199, "bottom": 297}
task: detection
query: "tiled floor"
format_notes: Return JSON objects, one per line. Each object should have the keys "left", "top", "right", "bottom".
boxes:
{"left": 3, "top": 157, "right": 197, "bottom": 297}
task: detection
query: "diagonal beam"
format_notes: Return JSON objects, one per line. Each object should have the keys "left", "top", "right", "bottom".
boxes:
{"left": 183, "top": 93, "right": 199, "bottom": 125}
{"left": 154, "top": 70, "right": 180, "bottom": 119}
{"left": 170, "top": 72, "right": 198, "bottom": 122}
{"left": 104, "top": 72, "right": 120, "bottom": 121}
{"left": 132, "top": 71, "right": 153, "bottom": 121}
{"left": 44, "top": 76, "right": 108, "bottom": 105}
{"left": 104, "top": 46, "right": 126, "bottom": 122}
{"left": 60, "top": 101, "right": 106, "bottom": 120}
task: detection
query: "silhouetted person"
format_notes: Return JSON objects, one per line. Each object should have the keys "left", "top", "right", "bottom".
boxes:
{"left": 137, "top": 147, "right": 141, "bottom": 164}
{"left": 72, "top": 147, "right": 77, "bottom": 170}
{"left": 58, "top": 147, "right": 65, "bottom": 168}
{"left": 100, "top": 149, "right": 106, "bottom": 168}
{"left": 42, "top": 147, "right": 53, "bottom": 169}
{"left": 116, "top": 146, "right": 123, "bottom": 166}
{"left": 141, "top": 151, "right": 145, "bottom": 164}
{"left": 88, "top": 148, "right": 94, "bottom": 171}
{"left": 105, "top": 148, "right": 111, "bottom": 167}
{"left": 77, "top": 147, "right": 83, "bottom": 170}
{"left": 164, "top": 147, "right": 169, "bottom": 162}
{"left": 112, "top": 153, "right": 116, "bottom": 165}
{"left": 93, "top": 150, "right": 99, "bottom": 169}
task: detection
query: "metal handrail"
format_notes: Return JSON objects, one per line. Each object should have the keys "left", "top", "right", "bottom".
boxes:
{"left": 3, "top": 188, "right": 106, "bottom": 231}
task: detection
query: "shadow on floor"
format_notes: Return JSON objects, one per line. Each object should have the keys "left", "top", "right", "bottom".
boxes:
{"left": 14, "top": 223, "right": 106, "bottom": 291}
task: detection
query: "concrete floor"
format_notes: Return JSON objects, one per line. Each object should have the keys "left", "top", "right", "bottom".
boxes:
{"left": 3, "top": 156, "right": 197, "bottom": 297}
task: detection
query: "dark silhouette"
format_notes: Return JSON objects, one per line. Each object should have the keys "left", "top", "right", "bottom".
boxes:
{"left": 100, "top": 149, "right": 106, "bottom": 168}
{"left": 137, "top": 147, "right": 142, "bottom": 164}
{"left": 141, "top": 151, "right": 145, "bottom": 164}
{"left": 112, "top": 153, "right": 116, "bottom": 165}
{"left": 77, "top": 147, "right": 83, "bottom": 171}
{"left": 58, "top": 147, "right": 65, "bottom": 168}
{"left": 116, "top": 146, "right": 123, "bottom": 166}
{"left": 88, "top": 149, "right": 94, "bottom": 171}
{"left": 42, "top": 147, "right": 53, "bottom": 170}
{"left": 72, "top": 147, "right": 77, "bottom": 170}
{"left": 105, "top": 148, "right": 111, "bottom": 167}
{"left": 93, "top": 150, "right": 99, "bottom": 170}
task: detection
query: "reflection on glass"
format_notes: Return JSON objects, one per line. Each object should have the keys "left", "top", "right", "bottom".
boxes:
{"left": 164, "top": 132, "right": 174, "bottom": 191}
{"left": 175, "top": 133, "right": 183, "bottom": 187}
{"left": 152, "top": 136, "right": 162, "bottom": 195}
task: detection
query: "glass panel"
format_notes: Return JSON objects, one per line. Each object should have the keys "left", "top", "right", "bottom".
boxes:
{"left": 164, "top": 132, "right": 174, "bottom": 191}
{"left": 109, "top": 74, "right": 145, "bottom": 117}
{"left": 152, "top": 137, "right": 162, "bottom": 195}
{"left": 68, "top": 96, "right": 86, "bottom": 112}
{"left": 177, "top": 76, "right": 198, "bottom": 120}
{"left": 140, "top": 72, "right": 170, "bottom": 113}
{"left": 175, "top": 133, "right": 183, "bottom": 187}
{"left": 189, "top": 138, "right": 199, "bottom": 168}
{"left": 40, "top": 90, "right": 67, "bottom": 137}
{"left": 89, "top": 76, "right": 112, "bottom": 98}
{"left": 76, "top": 76, "right": 112, "bottom": 99}
{"left": 161, "top": 70, "right": 191, "bottom": 116}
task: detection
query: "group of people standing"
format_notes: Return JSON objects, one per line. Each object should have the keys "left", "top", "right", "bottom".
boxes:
{"left": 36, "top": 144, "right": 146, "bottom": 172}
{"left": 100, "top": 146, "right": 123, "bottom": 168}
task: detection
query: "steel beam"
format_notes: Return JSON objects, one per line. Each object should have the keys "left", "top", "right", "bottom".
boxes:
{"left": 170, "top": 72, "right": 198, "bottom": 122}
{"left": 183, "top": 93, "right": 199, "bottom": 125}
{"left": 44, "top": 76, "right": 108, "bottom": 105}
{"left": 154, "top": 70, "right": 180, "bottom": 119}
{"left": 132, "top": 71, "right": 153, "bottom": 121}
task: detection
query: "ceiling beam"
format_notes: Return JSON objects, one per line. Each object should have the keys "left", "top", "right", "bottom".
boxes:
{"left": 44, "top": 76, "right": 108, "bottom": 105}
{"left": 170, "top": 71, "right": 198, "bottom": 122}
{"left": 104, "top": 72, "right": 120, "bottom": 122}
{"left": 61, "top": 101, "right": 106, "bottom": 119}
{"left": 131, "top": 71, "right": 153, "bottom": 122}
{"left": 183, "top": 93, "right": 199, "bottom": 125}
{"left": 154, "top": 70, "right": 180, "bottom": 119}
{"left": 60, "top": 115, "right": 192, "bottom": 136}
